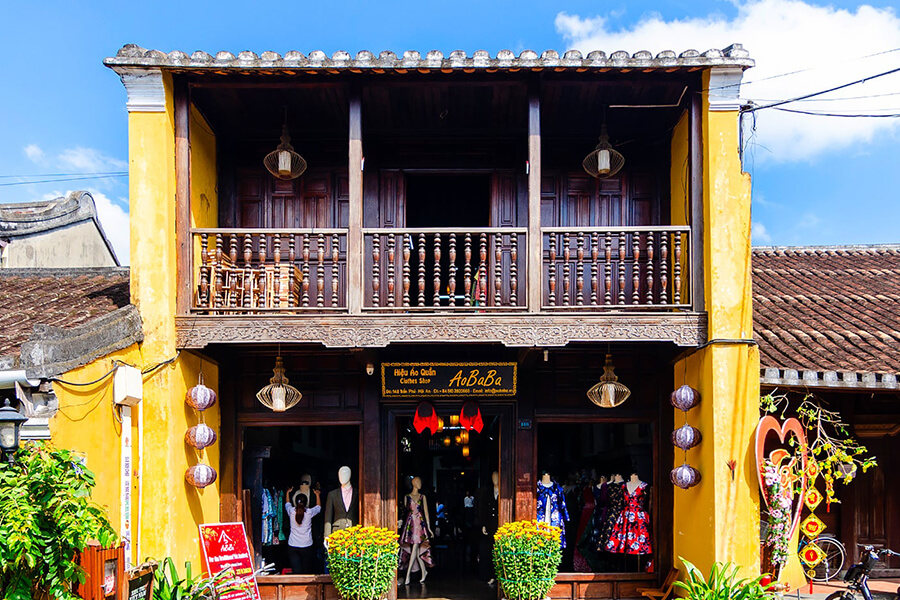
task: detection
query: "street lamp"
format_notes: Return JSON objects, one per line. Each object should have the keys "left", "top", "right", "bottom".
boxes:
{"left": 0, "top": 399, "right": 27, "bottom": 463}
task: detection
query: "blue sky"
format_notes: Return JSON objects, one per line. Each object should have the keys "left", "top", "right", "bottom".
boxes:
{"left": 2, "top": 0, "right": 899, "bottom": 263}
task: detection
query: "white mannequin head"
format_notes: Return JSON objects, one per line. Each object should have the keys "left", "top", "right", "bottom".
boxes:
{"left": 491, "top": 471, "right": 499, "bottom": 486}
{"left": 338, "top": 466, "right": 352, "bottom": 486}
{"left": 411, "top": 476, "right": 422, "bottom": 491}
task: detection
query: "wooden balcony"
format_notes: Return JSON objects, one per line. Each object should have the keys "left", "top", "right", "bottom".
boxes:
{"left": 178, "top": 226, "right": 705, "bottom": 349}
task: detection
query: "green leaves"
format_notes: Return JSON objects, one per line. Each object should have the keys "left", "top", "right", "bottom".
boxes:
{"left": 673, "top": 558, "right": 775, "bottom": 600}
{"left": 0, "top": 442, "right": 116, "bottom": 600}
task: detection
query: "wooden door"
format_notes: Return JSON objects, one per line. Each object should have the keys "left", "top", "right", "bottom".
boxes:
{"left": 852, "top": 434, "right": 900, "bottom": 571}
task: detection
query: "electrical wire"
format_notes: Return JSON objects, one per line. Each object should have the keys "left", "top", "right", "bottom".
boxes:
{"left": 50, "top": 365, "right": 119, "bottom": 387}
{"left": 0, "top": 174, "right": 128, "bottom": 187}
{"left": 0, "top": 171, "right": 128, "bottom": 179}
{"left": 773, "top": 107, "right": 900, "bottom": 118}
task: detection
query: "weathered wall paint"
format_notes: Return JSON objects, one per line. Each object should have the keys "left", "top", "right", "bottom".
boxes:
{"left": 671, "top": 69, "right": 760, "bottom": 576}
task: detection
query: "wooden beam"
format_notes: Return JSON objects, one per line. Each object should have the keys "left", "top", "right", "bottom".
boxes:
{"left": 689, "top": 91, "right": 705, "bottom": 313}
{"left": 527, "top": 85, "right": 542, "bottom": 313}
{"left": 175, "top": 79, "right": 192, "bottom": 315}
{"left": 348, "top": 88, "right": 364, "bottom": 314}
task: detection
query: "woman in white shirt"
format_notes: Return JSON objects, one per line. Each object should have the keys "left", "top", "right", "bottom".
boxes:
{"left": 285, "top": 485, "right": 322, "bottom": 574}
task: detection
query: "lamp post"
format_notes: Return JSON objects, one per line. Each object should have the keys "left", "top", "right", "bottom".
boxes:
{"left": 0, "top": 399, "right": 27, "bottom": 464}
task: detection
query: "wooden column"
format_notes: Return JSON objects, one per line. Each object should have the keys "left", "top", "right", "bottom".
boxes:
{"left": 348, "top": 90, "right": 364, "bottom": 314}
{"left": 689, "top": 92, "right": 705, "bottom": 312}
{"left": 175, "top": 80, "right": 191, "bottom": 315}
{"left": 527, "top": 87, "right": 542, "bottom": 313}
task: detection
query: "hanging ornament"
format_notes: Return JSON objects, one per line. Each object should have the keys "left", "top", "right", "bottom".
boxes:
{"left": 186, "top": 374, "right": 217, "bottom": 411}
{"left": 672, "top": 424, "right": 702, "bottom": 450}
{"left": 460, "top": 401, "right": 484, "bottom": 433}
{"left": 670, "top": 464, "right": 701, "bottom": 489}
{"left": 413, "top": 402, "right": 440, "bottom": 435}
{"left": 670, "top": 385, "right": 700, "bottom": 412}
{"left": 800, "top": 513, "right": 827, "bottom": 539}
{"left": 185, "top": 464, "right": 218, "bottom": 488}
{"left": 185, "top": 424, "right": 217, "bottom": 450}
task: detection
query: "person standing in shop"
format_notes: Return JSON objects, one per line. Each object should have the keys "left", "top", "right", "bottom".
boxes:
{"left": 286, "top": 485, "right": 322, "bottom": 574}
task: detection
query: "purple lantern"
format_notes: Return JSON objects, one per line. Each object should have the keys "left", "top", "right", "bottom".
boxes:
{"left": 185, "top": 424, "right": 217, "bottom": 449}
{"left": 670, "top": 464, "right": 701, "bottom": 489}
{"left": 670, "top": 385, "right": 700, "bottom": 412}
{"left": 672, "top": 424, "right": 702, "bottom": 450}
{"left": 185, "top": 464, "right": 218, "bottom": 488}
{"left": 186, "top": 380, "right": 217, "bottom": 411}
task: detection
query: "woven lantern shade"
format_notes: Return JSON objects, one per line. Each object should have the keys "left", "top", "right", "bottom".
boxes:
{"left": 256, "top": 356, "right": 302, "bottom": 412}
{"left": 185, "top": 424, "right": 217, "bottom": 450}
{"left": 586, "top": 354, "right": 631, "bottom": 408}
{"left": 670, "top": 464, "right": 701, "bottom": 490}
{"left": 186, "top": 375, "right": 217, "bottom": 411}
{"left": 670, "top": 385, "right": 700, "bottom": 412}
{"left": 264, "top": 115, "right": 307, "bottom": 181}
{"left": 582, "top": 124, "right": 625, "bottom": 179}
{"left": 185, "top": 464, "right": 218, "bottom": 488}
{"left": 672, "top": 423, "right": 702, "bottom": 450}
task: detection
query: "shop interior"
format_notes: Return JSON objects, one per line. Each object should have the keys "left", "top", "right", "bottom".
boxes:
{"left": 396, "top": 410, "right": 500, "bottom": 594}
{"left": 537, "top": 422, "right": 655, "bottom": 574}
{"left": 242, "top": 425, "right": 360, "bottom": 574}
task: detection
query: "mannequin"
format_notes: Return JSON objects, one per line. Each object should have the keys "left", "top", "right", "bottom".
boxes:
{"left": 574, "top": 475, "right": 607, "bottom": 572}
{"left": 536, "top": 471, "right": 570, "bottom": 547}
{"left": 298, "top": 473, "right": 313, "bottom": 505}
{"left": 606, "top": 470, "right": 651, "bottom": 556}
{"left": 597, "top": 473, "right": 625, "bottom": 551}
{"left": 398, "top": 476, "right": 433, "bottom": 585}
{"left": 324, "top": 466, "right": 358, "bottom": 537}
{"left": 476, "top": 471, "right": 499, "bottom": 583}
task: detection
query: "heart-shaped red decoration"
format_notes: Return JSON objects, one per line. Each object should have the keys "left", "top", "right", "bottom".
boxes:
{"left": 755, "top": 415, "right": 808, "bottom": 541}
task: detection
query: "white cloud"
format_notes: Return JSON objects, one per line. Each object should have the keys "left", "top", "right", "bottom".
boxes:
{"left": 751, "top": 221, "right": 773, "bottom": 245}
{"left": 23, "top": 144, "right": 45, "bottom": 164}
{"left": 556, "top": 0, "right": 900, "bottom": 163}
{"left": 58, "top": 147, "right": 127, "bottom": 172}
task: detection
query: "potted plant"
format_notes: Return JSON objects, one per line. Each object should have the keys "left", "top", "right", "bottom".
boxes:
{"left": 492, "top": 520, "right": 562, "bottom": 600}
{"left": 326, "top": 526, "right": 399, "bottom": 600}
{"left": 674, "top": 558, "right": 775, "bottom": 600}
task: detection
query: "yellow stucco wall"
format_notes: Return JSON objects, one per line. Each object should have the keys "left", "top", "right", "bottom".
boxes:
{"left": 670, "top": 112, "right": 689, "bottom": 228}
{"left": 671, "top": 69, "right": 760, "bottom": 575}
{"left": 190, "top": 105, "right": 218, "bottom": 229}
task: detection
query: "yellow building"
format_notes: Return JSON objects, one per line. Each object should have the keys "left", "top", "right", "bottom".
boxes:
{"left": 5, "top": 43, "right": 759, "bottom": 600}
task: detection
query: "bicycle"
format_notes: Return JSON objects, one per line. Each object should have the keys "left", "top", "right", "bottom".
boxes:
{"left": 824, "top": 545, "right": 900, "bottom": 600}
{"left": 800, "top": 534, "right": 847, "bottom": 582}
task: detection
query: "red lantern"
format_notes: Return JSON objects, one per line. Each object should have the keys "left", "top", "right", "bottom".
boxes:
{"left": 186, "top": 376, "right": 217, "bottom": 412}
{"left": 672, "top": 424, "right": 702, "bottom": 450}
{"left": 185, "top": 464, "right": 217, "bottom": 488}
{"left": 670, "top": 464, "right": 701, "bottom": 489}
{"left": 670, "top": 385, "right": 700, "bottom": 412}
{"left": 185, "top": 424, "right": 217, "bottom": 449}
{"left": 460, "top": 401, "right": 484, "bottom": 433}
{"left": 413, "top": 402, "right": 440, "bottom": 435}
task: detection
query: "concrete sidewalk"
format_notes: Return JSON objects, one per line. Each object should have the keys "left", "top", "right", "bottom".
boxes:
{"left": 793, "top": 579, "right": 900, "bottom": 600}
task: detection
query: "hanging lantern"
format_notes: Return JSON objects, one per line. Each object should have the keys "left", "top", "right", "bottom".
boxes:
{"left": 672, "top": 424, "right": 702, "bottom": 450}
{"left": 185, "top": 424, "right": 217, "bottom": 450}
{"left": 586, "top": 354, "right": 631, "bottom": 408}
{"left": 186, "top": 375, "right": 217, "bottom": 411}
{"left": 582, "top": 123, "right": 625, "bottom": 179}
{"left": 460, "top": 401, "right": 484, "bottom": 433}
{"left": 263, "top": 109, "right": 307, "bottom": 180}
{"left": 256, "top": 356, "right": 302, "bottom": 412}
{"left": 185, "top": 464, "right": 218, "bottom": 488}
{"left": 459, "top": 430, "right": 469, "bottom": 445}
{"left": 670, "top": 385, "right": 700, "bottom": 412}
{"left": 442, "top": 436, "right": 451, "bottom": 447}
{"left": 449, "top": 414, "right": 460, "bottom": 426}
{"left": 413, "top": 402, "right": 440, "bottom": 435}
{"left": 462, "top": 445, "right": 470, "bottom": 458}
{"left": 670, "top": 464, "right": 701, "bottom": 489}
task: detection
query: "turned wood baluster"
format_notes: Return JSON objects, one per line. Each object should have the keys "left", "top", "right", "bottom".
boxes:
{"left": 214, "top": 234, "right": 224, "bottom": 308}
{"left": 576, "top": 232, "right": 585, "bottom": 306}
{"left": 258, "top": 234, "right": 267, "bottom": 308}
{"left": 332, "top": 234, "right": 340, "bottom": 307}
{"left": 494, "top": 234, "right": 502, "bottom": 307}
{"left": 418, "top": 233, "right": 426, "bottom": 307}
{"left": 316, "top": 234, "right": 326, "bottom": 308}
{"left": 632, "top": 233, "right": 641, "bottom": 304}
{"left": 288, "top": 235, "right": 296, "bottom": 307}
{"left": 301, "top": 234, "right": 311, "bottom": 307}
{"left": 674, "top": 233, "right": 683, "bottom": 305}
{"left": 646, "top": 233, "right": 655, "bottom": 305}
{"left": 243, "top": 233, "right": 253, "bottom": 308}
{"left": 448, "top": 234, "right": 457, "bottom": 306}
{"left": 433, "top": 233, "right": 442, "bottom": 306}
{"left": 402, "top": 234, "right": 411, "bottom": 308}
{"left": 660, "top": 233, "right": 669, "bottom": 305}
{"left": 548, "top": 233, "right": 557, "bottom": 306}
{"left": 199, "top": 233, "right": 209, "bottom": 308}
{"left": 372, "top": 235, "right": 381, "bottom": 307}
{"left": 590, "top": 232, "right": 599, "bottom": 306}
{"left": 510, "top": 233, "right": 518, "bottom": 306}
{"left": 618, "top": 232, "right": 626, "bottom": 305}
{"left": 228, "top": 234, "right": 239, "bottom": 308}
{"left": 463, "top": 233, "right": 472, "bottom": 307}
{"left": 562, "top": 232, "right": 571, "bottom": 306}
{"left": 479, "top": 233, "right": 487, "bottom": 306}
{"left": 604, "top": 232, "right": 612, "bottom": 305}
{"left": 273, "top": 234, "right": 281, "bottom": 308}
{"left": 387, "top": 234, "right": 396, "bottom": 307}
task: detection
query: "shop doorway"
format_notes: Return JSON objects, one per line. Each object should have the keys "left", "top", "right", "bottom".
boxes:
{"left": 394, "top": 409, "right": 501, "bottom": 600}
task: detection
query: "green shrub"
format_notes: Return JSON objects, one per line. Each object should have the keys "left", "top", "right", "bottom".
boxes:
{"left": 673, "top": 558, "right": 775, "bottom": 600}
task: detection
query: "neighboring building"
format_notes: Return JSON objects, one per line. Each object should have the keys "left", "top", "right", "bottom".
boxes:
{"left": 0, "top": 191, "right": 119, "bottom": 268}
{"left": 35, "top": 43, "right": 758, "bottom": 595}
{"left": 753, "top": 245, "right": 900, "bottom": 575}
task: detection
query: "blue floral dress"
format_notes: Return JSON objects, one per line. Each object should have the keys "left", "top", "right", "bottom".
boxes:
{"left": 536, "top": 482, "right": 570, "bottom": 548}
{"left": 605, "top": 482, "right": 652, "bottom": 555}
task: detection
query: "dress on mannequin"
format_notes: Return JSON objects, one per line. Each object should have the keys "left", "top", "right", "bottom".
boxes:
{"left": 536, "top": 477, "right": 570, "bottom": 548}
{"left": 573, "top": 484, "right": 597, "bottom": 572}
{"left": 398, "top": 493, "right": 434, "bottom": 574}
{"left": 597, "top": 477, "right": 625, "bottom": 551}
{"left": 605, "top": 480, "right": 651, "bottom": 555}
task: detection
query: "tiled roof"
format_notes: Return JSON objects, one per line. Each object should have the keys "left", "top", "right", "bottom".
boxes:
{"left": 104, "top": 44, "right": 753, "bottom": 73}
{"left": 753, "top": 245, "right": 900, "bottom": 377}
{"left": 0, "top": 268, "right": 130, "bottom": 357}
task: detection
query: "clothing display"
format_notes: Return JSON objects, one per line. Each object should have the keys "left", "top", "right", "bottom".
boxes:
{"left": 573, "top": 484, "right": 597, "bottom": 572}
{"left": 398, "top": 494, "right": 434, "bottom": 573}
{"left": 476, "top": 485, "right": 499, "bottom": 580}
{"left": 605, "top": 482, "right": 652, "bottom": 555}
{"left": 261, "top": 488, "right": 286, "bottom": 546}
{"left": 597, "top": 481, "right": 625, "bottom": 550}
{"left": 536, "top": 481, "right": 570, "bottom": 548}
{"left": 324, "top": 486, "right": 358, "bottom": 532}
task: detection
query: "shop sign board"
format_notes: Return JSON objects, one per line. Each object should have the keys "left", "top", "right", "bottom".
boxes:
{"left": 381, "top": 362, "right": 517, "bottom": 398}
{"left": 198, "top": 522, "right": 260, "bottom": 600}
{"left": 124, "top": 563, "right": 156, "bottom": 600}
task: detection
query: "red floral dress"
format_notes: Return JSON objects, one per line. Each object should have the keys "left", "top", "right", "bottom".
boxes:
{"left": 605, "top": 482, "right": 652, "bottom": 555}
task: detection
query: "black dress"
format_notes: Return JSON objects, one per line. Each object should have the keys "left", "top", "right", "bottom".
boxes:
{"left": 597, "top": 482, "right": 625, "bottom": 551}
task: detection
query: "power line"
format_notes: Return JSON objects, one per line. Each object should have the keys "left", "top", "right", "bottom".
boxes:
{"left": 0, "top": 174, "right": 128, "bottom": 187}
{"left": 773, "top": 107, "right": 900, "bottom": 118}
{"left": 0, "top": 171, "right": 128, "bottom": 179}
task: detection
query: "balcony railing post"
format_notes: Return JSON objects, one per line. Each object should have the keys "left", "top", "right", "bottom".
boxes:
{"left": 348, "top": 90, "right": 364, "bottom": 314}
{"left": 527, "top": 88, "right": 541, "bottom": 313}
